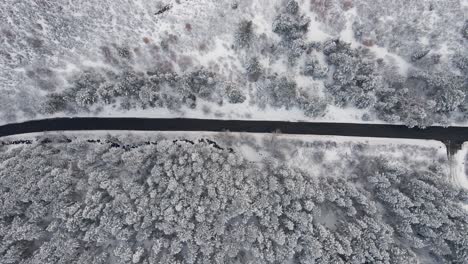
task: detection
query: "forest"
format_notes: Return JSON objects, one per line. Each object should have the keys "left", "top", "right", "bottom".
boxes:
{"left": 0, "top": 133, "right": 467, "bottom": 263}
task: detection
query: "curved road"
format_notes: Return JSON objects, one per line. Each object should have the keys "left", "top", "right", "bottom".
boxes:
{"left": 0, "top": 117, "right": 466, "bottom": 154}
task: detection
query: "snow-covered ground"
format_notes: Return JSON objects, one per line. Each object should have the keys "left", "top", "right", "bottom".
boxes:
{"left": 24, "top": 98, "right": 376, "bottom": 124}
{"left": 453, "top": 143, "right": 468, "bottom": 190}
{"left": 452, "top": 144, "right": 468, "bottom": 210}
{"left": 2, "top": 130, "right": 448, "bottom": 176}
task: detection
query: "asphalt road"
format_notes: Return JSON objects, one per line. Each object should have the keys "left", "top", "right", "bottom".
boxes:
{"left": 0, "top": 117, "right": 465, "bottom": 154}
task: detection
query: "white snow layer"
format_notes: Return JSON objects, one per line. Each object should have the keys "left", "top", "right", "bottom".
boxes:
{"left": 454, "top": 143, "right": 468, "bottom": 190}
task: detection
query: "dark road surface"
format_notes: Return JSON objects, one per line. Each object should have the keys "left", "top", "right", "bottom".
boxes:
{"left": 0, "top": 117, "right": 466, "bottom": 154}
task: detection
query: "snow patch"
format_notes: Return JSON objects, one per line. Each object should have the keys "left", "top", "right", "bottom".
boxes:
{"left": 462, "top": 0, "right": 468, "bottom": 8}
{"left": 368, "top": 45, "right": 411, "bottom": 75}
{"left": 454, "top": 143, "right": 468, "bottom": 190}
{"left": 339, "top": 8, "right": 359, "bottom": 48}
{"left": 302, "top": 0, "right": 331, "bottom": 42}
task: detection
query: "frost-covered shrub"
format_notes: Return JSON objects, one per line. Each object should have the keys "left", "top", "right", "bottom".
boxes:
{"left": 225, "top": 86, "right": 246, "bottom": 104}
{"left": 354, "top": 92, "right": 375, "bottom": 109}
{"left": 286, "top": 38, "right": 308, "bottom": 63}
{"left": 182, "top": 93, "right": 197, "bottom": 109}
{"left": 323, "top": 39, "right": 379, "bottom": 109}
{"left": 453, "top": 55, "right": 468, "bottom": 73}
{"left": 271, "top": 0, "right": 311, "bottom": 65}
{"left": 26, "top": 67, "right": 60, "bottom": 91}
{"left": 312, "top": 64, "right": 329, "bottom": 78}
{"left": 138, "top": 82, "right": 161, "bottom": 107}
{"left": 272, "top": 0, "right": 310, "bottom": 41}
{"left": 245, "top": 57, "right": 262, "bottom": 82}
{"left": 374, "top": 85, "right": 433, "bottom": 128}
{"left": 409, "top": 70, "right": 465, "bottom": 113}
{"left": 115, "top": 46, "right": 132, "bottom": 60}
{"left": 259, "top": 76, "right": 298, "bottom": 109}
{"left": 114, "top": 70, "right": 146, "bottom": 97}
{"left": 298, "top": 92, "right": 328, "bottom": 117}
{"left": 410, "top": 49, "right": 430, "bottom": 62}
{"left": 235, "top": 20, "right": 253, "bottom": 48}
{"left": 302, "top": 55, "right": 328, "bottom": 78}
{"left": 184, "top": 69, "right": 217, "bottom": 98}
{"left": 34, "top": 65, "right": 224, "bottom": 115}
{"left": 303, "top": 58, "right": 315, "bottom": 76}
{"left": 160, "top": 93, "right": 183, "bottom": 110}
{"left": 148, "top": 71, "right": 181, "bottom": 88}
{"left": 462, "top": 20, "right": 468, "bottom": 39}
{"left": 372, "top": 68, "right": 466, "bottom": 128}
{"left": 348, "top": 0, "right": 464, "bottom": 60}
{"left": 75, "top": 88, "right": 97, "bottom": 108}
{"left": 362, "top": 112, "right": 371, "bottom": 121}
{"left": 97, "top": 82, "right": 118, "bottom": 105}
{"left": 72, "top": 70, "right": 106, "bottom": 91}
{"left": 257, "top": 74, "right": 328, "bottom": 114}
{"left": 41, "top": 93, "right": 68, "bottom": 114}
